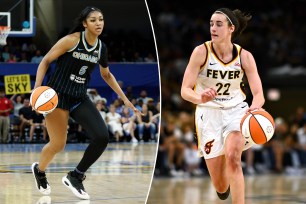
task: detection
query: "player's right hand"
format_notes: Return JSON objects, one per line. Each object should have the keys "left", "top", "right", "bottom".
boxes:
{"left": 200, "top": 87, "right": 217, "bottom": 103}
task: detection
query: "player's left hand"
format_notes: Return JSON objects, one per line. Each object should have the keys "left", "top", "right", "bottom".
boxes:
{"left": 124, "top": 100, "right": 144, "bottom": 116}
{"left": 246, "top": 106, "right": 265, "bottom": 113}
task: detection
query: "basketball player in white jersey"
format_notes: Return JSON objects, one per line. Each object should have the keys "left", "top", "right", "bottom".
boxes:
{"left": 181, "top": 8, "right": 265, "bottom": 203}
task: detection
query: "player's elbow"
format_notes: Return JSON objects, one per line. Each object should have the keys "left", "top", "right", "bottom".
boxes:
{"left": 181, "top": 88, "right": 187, "bottom": 101}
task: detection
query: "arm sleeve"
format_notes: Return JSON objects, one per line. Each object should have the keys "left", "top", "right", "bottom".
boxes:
{"left": 99, "top": 42, "right": 108, "bottom": 68}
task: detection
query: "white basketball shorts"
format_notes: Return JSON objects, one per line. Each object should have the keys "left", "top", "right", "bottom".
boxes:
{"left": 195, "top": 101, "right": 253, "bottom": 159}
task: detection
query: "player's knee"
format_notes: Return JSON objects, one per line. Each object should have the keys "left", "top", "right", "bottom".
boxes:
{"left": 49, "top": 141, "right": 66, "bottom": 153}
{"left": 92, "top": 131, "right": 109, "bottom": 147}
{"left": 226, "top": 151, "right": 242, "bottom": 171}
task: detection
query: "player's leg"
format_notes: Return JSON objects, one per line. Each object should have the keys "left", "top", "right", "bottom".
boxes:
{"left": 224, "top": 131, "right": 245, "bottom": 204}
{"left": 62, "top": 98, "right": 109, "bottom": 199}
{"left": 32, "top": 108, "right": 69, "bottom": 195}
{"left": 205, "top": 156, "right": 230, "bottom": 197}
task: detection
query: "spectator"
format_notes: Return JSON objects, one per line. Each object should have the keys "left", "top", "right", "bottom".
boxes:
{"left": 125, "top": 86, "right": 135, "bottom": 101}
{"left": 19, "top": 52, "right": 29, "bottom": 62}
{"left": 18, "top": 98, "right": 33, "bottom": 142}
{"left": 29, "top": 111, "right": 47, "bottom": 143}
{"left": 121, "top": 106, "right": 137, "bottom": 143}
{"left": 136, "top": 103, "right": 156, "bottom": 141}
{"left": 106, "top": 104, "right": 124, "bottom": 142}
{"left": 137, "top": 90, "right": 150, "bottom": 104}
{"left": 0, "top": 89, "right": 13, "bottom": 143}
{"left": 6, "top": 53, "right": 16, "bottom": 63}
{"left": 87, "top": 88, "right": 107, "bottom": 104}
{"left": 10, "top": 94, "right": 24, "bottom": 117}
{"left": 2, "top": 46, "right": 9, "bottom": 62}
{"left": 96, "top": 100, "right": 107, "bottom": 120}
{"left": 31, "top": 49, "right": 44, "bottom": 63}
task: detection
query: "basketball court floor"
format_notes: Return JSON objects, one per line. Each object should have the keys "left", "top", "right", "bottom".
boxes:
{"left": 0, "top": 142, "right": 157, "bottom": 204}
{"left": 147, "top": 174, "right": 306, "bottom": 204}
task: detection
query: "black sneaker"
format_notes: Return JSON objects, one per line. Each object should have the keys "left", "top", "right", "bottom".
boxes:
{"left": 62, "top": 171, "right": 90, "bottom": 200}
{"left": 31, "top": 162, "right": 51, "bottom": 195}
{"left": 216, "top": 186, "right": 230, "bottom": 200}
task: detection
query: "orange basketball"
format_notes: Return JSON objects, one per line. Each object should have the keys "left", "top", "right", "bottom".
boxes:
{"left": 240, "top": 110, "right": 275, "bottom": 145}
{"left": 30, "top": 86, "right": 58, "bottom": 114}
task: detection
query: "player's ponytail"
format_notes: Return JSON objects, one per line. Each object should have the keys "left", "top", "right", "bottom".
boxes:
{"left": 215, "top": 8, "right": 251, "bottom": 41}
{"left": 69, "top": 6, "right": 103, "bottom": 34}
{"left": 232, "top": 9, "right": 251, "bottom": 41}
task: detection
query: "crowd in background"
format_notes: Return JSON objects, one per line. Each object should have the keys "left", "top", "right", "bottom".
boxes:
{"left": 0, "top": 28, "right": 157, "bottom": 63}
{"left": 0, "top": 87, "right": 159, "bottom": 144}
{"left": 147, "top": 0, "right": 306, "bottom": 177}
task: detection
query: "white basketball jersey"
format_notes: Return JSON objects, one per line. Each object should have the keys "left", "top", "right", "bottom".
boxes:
{"left": 194, "top": 41, "right": 246, "bottom": 108}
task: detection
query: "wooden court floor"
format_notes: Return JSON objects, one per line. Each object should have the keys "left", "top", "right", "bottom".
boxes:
{"left": 147, "top": 174, "right": 306, "bottom": 204}
{"left": 0, "top": 142, "right": 157, "bottom": 204}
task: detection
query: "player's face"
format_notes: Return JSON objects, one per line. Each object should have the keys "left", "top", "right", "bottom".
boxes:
{"left": 210, "top": 13, "right": 233, "bottom": 43}
{"left": 85, "top": 11, "right": 104, "bottom": 36}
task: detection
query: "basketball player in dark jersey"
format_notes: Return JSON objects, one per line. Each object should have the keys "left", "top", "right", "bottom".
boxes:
{"left": 31, "top": 6, "right": 141, "bottom": 200}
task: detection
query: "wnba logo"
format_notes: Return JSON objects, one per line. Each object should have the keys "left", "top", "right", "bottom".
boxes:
{"left": 79, "top": 66, "right": 88, "bottom": 75}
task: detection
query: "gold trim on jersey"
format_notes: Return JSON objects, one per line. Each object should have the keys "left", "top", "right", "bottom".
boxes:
{"left": 209, "top": 41, "right": 241, "bottom": 67}
{"left": 199, "top": 43, "right": 209, "bottom": 73}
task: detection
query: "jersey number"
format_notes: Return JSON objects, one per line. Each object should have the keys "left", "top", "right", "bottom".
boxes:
{"left": 216, "top": 83, "right": 230, "bottom": 95}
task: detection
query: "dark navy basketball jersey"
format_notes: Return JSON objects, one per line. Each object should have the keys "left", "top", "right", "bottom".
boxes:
{"left": 47, "top": 31, "right": 108, "bottom": 98}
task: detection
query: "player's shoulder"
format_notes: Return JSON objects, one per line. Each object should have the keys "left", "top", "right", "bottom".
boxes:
{"left": 240, "top": 47, "right": 254, "bottom": 61}
{"left": 193, "top": 42, "right": 208, "bottom": 57}
{"left": 65, "top": 32, "right": 81, "bottom": 42}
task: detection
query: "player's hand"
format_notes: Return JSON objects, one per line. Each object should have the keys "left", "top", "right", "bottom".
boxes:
{"left": 124, "top": 100, "right": 144, "bottom": 116}
{"left": 200, "top": 87, "right": 217, "bottom": 103}
{"left": 246, "top": 106, "right": 265, "bottom": 113}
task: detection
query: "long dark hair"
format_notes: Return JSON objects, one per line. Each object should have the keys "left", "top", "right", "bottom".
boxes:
{"left": 69, "top": 6, "right": 103, "bottom": 34}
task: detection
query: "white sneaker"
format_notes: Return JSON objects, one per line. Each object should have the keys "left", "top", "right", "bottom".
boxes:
{"left": 31, "top": 162, "right": 51, "bottom": 195}
{"left": 131, "top": 138, "right": 138, "bottom": 143}
{"left": 36, "top": 196, "right": 51, "bottom": 204}
{"left": 62, "top": 171, "right": 90, "bottom": 200}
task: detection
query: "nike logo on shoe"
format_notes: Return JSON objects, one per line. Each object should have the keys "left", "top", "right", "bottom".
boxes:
{"left": 209, "top": 62, "right": 217, "bottom": 65}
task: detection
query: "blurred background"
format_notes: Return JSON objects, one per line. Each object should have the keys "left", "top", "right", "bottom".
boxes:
{"left": 147, "top": 0, "right": 306, "bottom": 203}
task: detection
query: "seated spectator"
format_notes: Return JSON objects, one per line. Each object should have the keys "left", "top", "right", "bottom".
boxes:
{"left": 96, "top": 100, "right": 107, "bottom": 121}
{"left": 137, "top": 90, "right": 150, "bottom": 104}
{"left": 31, "top": 49, "right": 44, "bottom": 63}
{"left": 106, "top": 104, "right": 124, "bottom": 142}
{"left": 121, "top": 106, "right": 137, "bottom": 143}
{"left": 87, "top": 88, "right": 107, "bottom": 104}
{"left": 162, "top": 117, "right": 185, "bottom": 177}
{"left": 136, "top": 103, "right": 156, "bottom": 141}
{"left": 7, "top": 53, "right": 17, "bottom": 63}
{"left": 19, "top": 52, "right": 29, "bottom": 62}
{"left": 18, "top": 98, "right": 33, "bottom": 142}
{"left": 29, "top": 111, "right": 47, "bottom": 143}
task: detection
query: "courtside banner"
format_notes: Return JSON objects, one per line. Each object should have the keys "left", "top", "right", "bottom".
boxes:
{"left": 4, "top": 74, "right": 31, "bottom": 94}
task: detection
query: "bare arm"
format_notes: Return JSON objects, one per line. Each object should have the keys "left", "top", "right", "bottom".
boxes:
{"left": 34, "top": 33, "right": 80, "bottom": 88}
{"left": 181, "top": 44, "right": 217, "bottom": 104}
{"left": 241, "top": 49, "right": 265, "bottom": 111}
{"left": 100, "top": 66, "right": 141, "bottom": 115}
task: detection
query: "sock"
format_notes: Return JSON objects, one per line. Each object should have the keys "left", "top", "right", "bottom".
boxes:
{"left": 36, "top": 165, "right": 46, "bottom": 175}
{"left": 71, "top": 168, "right": 84, "bottom": 177}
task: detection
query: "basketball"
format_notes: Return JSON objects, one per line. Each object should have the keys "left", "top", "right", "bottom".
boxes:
{"left": 30, "top": 86, "right": 58, "bottom": 114}
{"left": 240, "top": 110, "right": 275, "bottom": 145}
